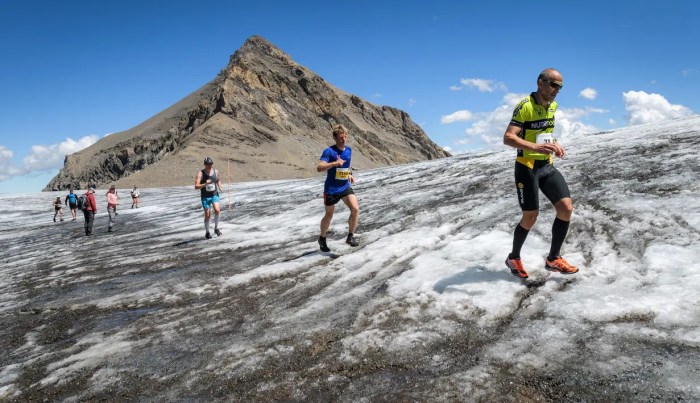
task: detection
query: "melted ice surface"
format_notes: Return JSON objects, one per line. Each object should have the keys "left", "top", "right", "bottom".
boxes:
{"left": 1, "top": 117, "right": 699, "bottom": 400}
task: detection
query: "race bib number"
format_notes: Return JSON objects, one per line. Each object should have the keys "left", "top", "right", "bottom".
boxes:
{"left": 205, "top": 183, "right": 216, "bottom": 192}
{"left": 536, "top": 133, "right": 554, "bottom": 144}
{"left": 335, "top": 168, "right": 350, "bottom": 180}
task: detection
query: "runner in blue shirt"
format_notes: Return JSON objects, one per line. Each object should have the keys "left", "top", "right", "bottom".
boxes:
{"left": 317, "top": 124, "right": 360, "bottom": 251}
{"left": 64, "top": 189, "right": 78, "bottom": 221}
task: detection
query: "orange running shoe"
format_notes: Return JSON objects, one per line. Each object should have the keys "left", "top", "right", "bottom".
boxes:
{"left": 545, "top": 256, "right": 579, "bottom": 274}
{"left": 505, "top": 257, "right": 528, "bottom": 279}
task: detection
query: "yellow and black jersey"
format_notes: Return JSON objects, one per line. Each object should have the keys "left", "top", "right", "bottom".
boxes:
{"left": 510, "top": 92, "right": 557, "bottom": 167}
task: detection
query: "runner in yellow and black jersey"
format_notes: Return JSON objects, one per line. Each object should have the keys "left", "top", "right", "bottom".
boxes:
{"left": 502, "top": 68, "right": 579, "bottom": 279}
{"left": 510, "top": 92, "right": 557, "bottom": 166}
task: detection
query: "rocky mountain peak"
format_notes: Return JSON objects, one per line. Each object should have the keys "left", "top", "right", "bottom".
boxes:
{"left": 44, "top": 35, "right": 448, "bottom": 191}
{"left": 237, "top": 35, "right": 289, "bottom": 60}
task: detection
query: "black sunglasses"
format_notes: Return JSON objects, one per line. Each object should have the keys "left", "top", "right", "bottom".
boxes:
{"left": 544, "top": 79, "right": 563, "bottom": 90}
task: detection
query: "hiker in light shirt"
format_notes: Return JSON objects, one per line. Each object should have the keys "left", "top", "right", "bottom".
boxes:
{"left": 106, "top": 185, "right": 119, "bottom": 232}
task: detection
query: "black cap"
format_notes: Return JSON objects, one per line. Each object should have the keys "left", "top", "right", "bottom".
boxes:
{"left": 204, "top": 157, "right": 213, "bottom": 165}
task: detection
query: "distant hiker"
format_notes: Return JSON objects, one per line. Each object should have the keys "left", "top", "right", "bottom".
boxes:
{"left": 195, "top": 157, "right": 222, "bottom": 239}
{"left": 503, "top": 68, "right": 578, "bottom": 279}
{"left": 52, "top": 197, "right": 63, "bottom": 222}
{"left": 317, "top": 124, "right": 360, "bottom": 252}
{"left": 65, "top": 189, "right": 77, "bottom": 221}
{"left": 106, "top": 185, "right": 119, "bottom": 232}
{"left": 130, "top": 185, "right": 140, "bottom": 208}
{"left": 82, "top": 187, "right": 97, "bottom": 236}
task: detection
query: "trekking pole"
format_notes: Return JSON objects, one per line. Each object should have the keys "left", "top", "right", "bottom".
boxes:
{"left": 228, "top": 158, "right": 232, "bottom": 211}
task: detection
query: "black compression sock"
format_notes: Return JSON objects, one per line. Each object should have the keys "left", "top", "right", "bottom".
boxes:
{"left": 549, "top": 217, "right": 570, "bottom": 260}
{"left": 510, "top": 224, "right": 530, "bottom": 260}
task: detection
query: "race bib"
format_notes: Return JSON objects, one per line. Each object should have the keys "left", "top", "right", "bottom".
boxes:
{"left": 205, "top": 183, "right": 216, "bottom": 192}
{"left": 536, "top": 133, "right": 554, "bottom": 144}
{"left": 335, "top": 168, "right": 350, "bottom": 180}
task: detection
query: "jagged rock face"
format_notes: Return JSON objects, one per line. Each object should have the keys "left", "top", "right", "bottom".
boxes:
{"left": 44, "top": 35, "right": 448, "bottom": 191}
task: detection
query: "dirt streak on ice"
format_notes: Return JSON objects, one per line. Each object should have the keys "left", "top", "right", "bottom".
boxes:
{"left": 0, "top": 117, "right": 699, "bottom": 400}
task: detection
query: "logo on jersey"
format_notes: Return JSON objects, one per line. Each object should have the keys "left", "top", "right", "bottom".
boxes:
{"left": 512, "top": 106, "right": 522, "bottom": 118}
{"left": 527, "top": 120, "right": 555, "bottom": 129}
{"left": 512, "top": 99, "right": 527, "bottom": 118}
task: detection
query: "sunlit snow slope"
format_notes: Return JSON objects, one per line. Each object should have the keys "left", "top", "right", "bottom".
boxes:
{"left": 1, "top": 117, "right": 699, "bottom": 401}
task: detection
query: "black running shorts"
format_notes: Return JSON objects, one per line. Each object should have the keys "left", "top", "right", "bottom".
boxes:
{"left": 324, "top": 187, "right": 354, "bottom": 206}
{"left": 514, "top": 160, "right": 570, "bottom": 211}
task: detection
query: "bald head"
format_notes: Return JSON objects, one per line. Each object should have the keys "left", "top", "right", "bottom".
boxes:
{"left": 535, "top": 68, "right": 563, "bottom": 104}
{"left": 538, "top": 68, "right": 563, "bottom": 83}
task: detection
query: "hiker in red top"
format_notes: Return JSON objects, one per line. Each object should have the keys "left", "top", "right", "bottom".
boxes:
{"left": 83, "top": 187, "right": 97, "bottom": 236}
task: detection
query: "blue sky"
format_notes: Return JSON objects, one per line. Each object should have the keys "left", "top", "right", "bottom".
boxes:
{"left": 1, "top": 0, "right": 698, "bottom": 193}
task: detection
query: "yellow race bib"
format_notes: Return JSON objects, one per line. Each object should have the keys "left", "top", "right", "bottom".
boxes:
{"left": 335, "top": 168, "right": 350, "bottom": 180}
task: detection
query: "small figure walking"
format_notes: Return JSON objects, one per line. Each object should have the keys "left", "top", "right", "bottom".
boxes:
{"left": 65, "top": 189, "right": 78, "bottom": 221}
{"left": 106, "top": 185, "right": 119, "bottom": 232}
{"left": 130, "top": 185, "right": 140, "bottom": 209}
{"left": 52, "top": 197, "right": 64, "bottom": 222}
{"left": 82, "top": 187, "right": 97, "bottom": 236}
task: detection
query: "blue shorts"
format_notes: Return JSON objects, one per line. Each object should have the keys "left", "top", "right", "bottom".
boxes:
{"left": 201, "top": 195, "right": 220, "bottom": 209}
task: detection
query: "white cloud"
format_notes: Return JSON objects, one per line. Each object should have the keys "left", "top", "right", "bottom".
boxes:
{"left": 371, "top": 93, "right": 382, "bottom": 99}
{"left": 464, "top": 105, "right": 512, "bottom": 140}
{"left": 0, "top": 146, "right": 21, "bottom": 181}
{"left": 23, "top": 135, "right": 99, "bottom": 172}
{"left": 459, "top": 78, "right": 507, "bottom": 93}
{"left": 579, "top": 87, "right": 597, "bottom": 100}
{"left": 623, "top": 90, "right": 693, "bottom": 125}
{"left": 462, "top": 93, "right": 528, "bottom": 143}
{"left": 609, "top": 118, "right": 617, "bottom": 126}
{"left": 440, "top": 110, "right": 474, "bottom": 124}
{"left": 448, "top": 85, "right": 462, "bottom": 91}
{"left": 0, "top": 146, "right": 13, "bottom": 165}
{"left": 408, "top": 98, "right": 416, "bottom": 107}
{"left": 502, "top": 92, "right": 529, "bottom": 106}
{"left": 442, "top": 146, "right": 452, "bottom": 153}
{"left": 557, "top": 107, "right": 608, "bottom": 120}
{"left": 681, "top": 68, "right": 696, "bottom": 77}
{"left": 554, "top": 108, "right": 602, "bottom": 138}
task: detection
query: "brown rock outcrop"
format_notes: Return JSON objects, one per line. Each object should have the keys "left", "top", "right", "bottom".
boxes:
{"left": 44, "top": 35, "right": 449, "bottom": 190}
